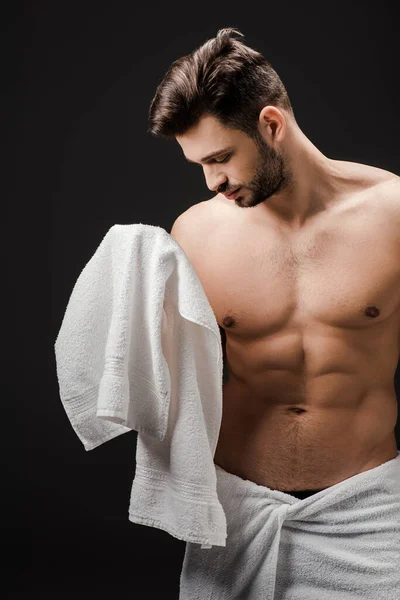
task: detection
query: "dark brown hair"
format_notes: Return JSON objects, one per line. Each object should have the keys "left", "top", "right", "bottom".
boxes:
{"left": 148, "top": 27, "right": 295, "bottom": 142}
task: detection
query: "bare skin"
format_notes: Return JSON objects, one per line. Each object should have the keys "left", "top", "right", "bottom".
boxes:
{"left": 173, "top": 111, "right": 400, "bottom": 491}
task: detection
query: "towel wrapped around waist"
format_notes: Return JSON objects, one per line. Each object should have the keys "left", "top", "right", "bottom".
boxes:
{"left": 179, "top": 451, "right": 400, "bottom": 600}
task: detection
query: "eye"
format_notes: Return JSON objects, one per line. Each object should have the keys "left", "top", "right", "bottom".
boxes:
{"left": 214, "top": 155, "right": 230, "bottom": 164}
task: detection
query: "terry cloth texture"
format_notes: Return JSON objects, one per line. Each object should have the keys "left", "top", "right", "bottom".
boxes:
{"left": 179, "top": 451, "right": 400, "bottom": 600}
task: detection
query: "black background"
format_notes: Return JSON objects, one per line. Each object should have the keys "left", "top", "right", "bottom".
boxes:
{"left": 7, "top": 2, "right": 399, "bottom": 598}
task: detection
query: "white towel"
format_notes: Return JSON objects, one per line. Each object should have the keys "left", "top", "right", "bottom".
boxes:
{"left": 54, "top": 223, "right": 227, "bottom": 548}
{"left": 179, "top": 452, "right": 400, "bottom": 599}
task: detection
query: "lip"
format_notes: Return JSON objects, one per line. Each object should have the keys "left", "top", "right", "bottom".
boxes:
{"left": 223, "top": 188, "right": 241, "bottom": 199}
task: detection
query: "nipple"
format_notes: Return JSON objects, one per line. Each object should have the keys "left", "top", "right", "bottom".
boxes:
{"left": 222, "top": 315, "right": 235, "bottom": 328}
{"left": 364, "top": 305, "right": 380, "bottom": 318}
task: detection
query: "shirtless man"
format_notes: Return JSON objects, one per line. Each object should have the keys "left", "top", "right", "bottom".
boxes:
{"left": 149, "top": 28, "right": 400, "bottom": 494}
{"left": 171, "top": 114, "right": 399, "bottom": 492}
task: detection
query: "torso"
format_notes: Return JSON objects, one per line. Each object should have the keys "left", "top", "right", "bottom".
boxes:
{"left": 180, "top": 160, "right": 400, "bottom": 491}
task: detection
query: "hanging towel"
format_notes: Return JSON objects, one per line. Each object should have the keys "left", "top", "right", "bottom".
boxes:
{"left": 54, "top": 223, "right": 227, "bottom": 549}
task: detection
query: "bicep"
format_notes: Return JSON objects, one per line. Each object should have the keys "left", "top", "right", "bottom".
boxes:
{"left": 171, "top": 211, "right": 228, "bottom": 377}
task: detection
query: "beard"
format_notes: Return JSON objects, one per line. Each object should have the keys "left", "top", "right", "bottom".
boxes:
{"left": 233, "top": 135, "right": 293, "bottom": 209}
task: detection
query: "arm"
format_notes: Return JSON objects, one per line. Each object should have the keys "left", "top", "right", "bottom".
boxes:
{"left": 170, "top": 210, "right": 229, "bottom": 381}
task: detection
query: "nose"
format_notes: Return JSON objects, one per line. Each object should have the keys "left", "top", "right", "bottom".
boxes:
{"left": 204, "top": 166, "right": 228, "bottom": 193}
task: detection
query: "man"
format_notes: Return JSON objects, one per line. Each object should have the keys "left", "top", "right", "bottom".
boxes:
{"left": 148, "top": 27, "right": 400, "bottom": 599}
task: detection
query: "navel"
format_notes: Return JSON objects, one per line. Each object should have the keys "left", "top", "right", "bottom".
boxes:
{"left": 364, "top": 305, "right": 380, "bottom": 318}
{"left": 288, "top": 407, "right": 307, "bottom": 415}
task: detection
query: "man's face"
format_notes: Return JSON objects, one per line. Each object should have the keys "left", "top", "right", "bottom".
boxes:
{"left": 176, "top": 113, "right": 291, "bottom": 209}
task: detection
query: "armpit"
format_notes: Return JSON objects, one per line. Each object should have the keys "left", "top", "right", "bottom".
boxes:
{"left": 219, "top": 325, "right": 229, "bottom": 383}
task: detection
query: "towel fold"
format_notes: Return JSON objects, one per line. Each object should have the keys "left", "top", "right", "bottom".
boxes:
{"left": 179, "top": 452, "right": 400, "bottom": 599}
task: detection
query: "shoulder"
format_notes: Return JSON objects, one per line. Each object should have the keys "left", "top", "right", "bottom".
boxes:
{"left": 371, "top": 175, "right": 400, "bottom": 252}
{"left": 376, "top": 174, "right": 400, "bottom": 217}
{"left": 380, "top": 172, "right": 400, "bottom": 193}
{"left": 352, "top": 161, "right": 400, "bottom": 219}
{"left": 169, "top": 196, "right": 218, "bottom": 253}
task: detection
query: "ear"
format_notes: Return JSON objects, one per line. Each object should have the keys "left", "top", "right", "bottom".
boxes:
{"left": 258, "top": 105, "right": 286, "bottom": 144}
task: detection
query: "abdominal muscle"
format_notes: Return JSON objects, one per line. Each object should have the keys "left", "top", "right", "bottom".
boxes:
{"left": 213, "top": 365, "right": 398, "bottom": 491}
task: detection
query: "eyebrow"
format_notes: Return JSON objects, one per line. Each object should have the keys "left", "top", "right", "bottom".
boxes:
{"left": 184, "top": 146, "right": 234, "bottom": 164}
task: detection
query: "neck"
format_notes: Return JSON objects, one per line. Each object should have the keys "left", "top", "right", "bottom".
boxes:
{"left": 266, "top": 125, "right": 342, "bottom": 227}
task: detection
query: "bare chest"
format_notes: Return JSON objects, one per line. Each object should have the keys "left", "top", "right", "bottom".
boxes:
{"left": 190, "top": 199, "right": 400, "bottom": 339}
